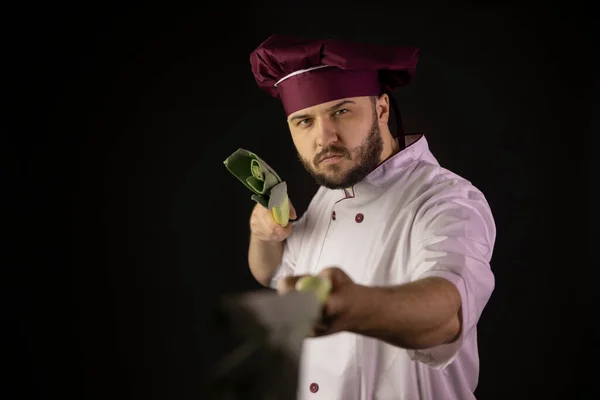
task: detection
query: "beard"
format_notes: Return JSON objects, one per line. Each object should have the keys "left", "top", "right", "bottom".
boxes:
{"left": 298, "top": 108, "right": 384, "bottom": 189}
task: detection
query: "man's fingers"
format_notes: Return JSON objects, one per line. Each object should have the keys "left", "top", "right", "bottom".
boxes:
{"left": 317, "top": 268, "right": 339, "bottom": 287}
{"left": 276, "top": 275, "right": 309, "bottom": 295}
{"left": 269, "top": 222, "right": 291, "bottom": 241}
{"left": 249, "top": 202, "right": 294, "bottom": 243}
{"left": 289, "top": 203, "right": 297, "bottom": 220}
{"left": 317, "top": 266, "right": 349, "bottom": 287}
{"left": 257, "top": 210, "right": 290, "bottom": 240}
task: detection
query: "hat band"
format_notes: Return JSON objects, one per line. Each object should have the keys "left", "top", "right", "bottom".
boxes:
{"left": 277, "top": 67, "right": 382, "bottom": 116}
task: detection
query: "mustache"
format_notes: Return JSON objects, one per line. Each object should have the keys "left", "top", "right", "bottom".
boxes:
{"left": 314, "top": 147, "right": 350, "bottom": 164}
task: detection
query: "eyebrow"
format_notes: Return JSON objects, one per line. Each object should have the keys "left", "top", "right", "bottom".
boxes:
{"left": 288, "top": 100, "right": 356, "bottom": 122}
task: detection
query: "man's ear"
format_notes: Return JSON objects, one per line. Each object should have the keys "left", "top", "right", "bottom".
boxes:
{"left": 377, "top": 93, "right": 390, "bottom": 125}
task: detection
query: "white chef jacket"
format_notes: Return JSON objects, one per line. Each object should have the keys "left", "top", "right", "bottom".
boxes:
{"left": 271, "top": 134, "right": 496, "bottom": 400}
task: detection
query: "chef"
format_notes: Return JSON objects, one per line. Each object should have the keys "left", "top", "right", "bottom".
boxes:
{"left": 246, "top": 34, "right": 496, "bottom": 400}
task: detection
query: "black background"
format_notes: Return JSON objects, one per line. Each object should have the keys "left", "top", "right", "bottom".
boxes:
{"left": 5, "top": 2, "right": 597, "bottom": 399}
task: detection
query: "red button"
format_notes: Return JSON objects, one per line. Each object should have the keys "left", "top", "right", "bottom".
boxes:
{"left": 309, "top": 382, "right": 319, "bottom": 393}
{"left": 355, "top": 213, "right": 364, "bottom": 223}
{"left": 331, "top": 211, "right": 336, "bottom": 220}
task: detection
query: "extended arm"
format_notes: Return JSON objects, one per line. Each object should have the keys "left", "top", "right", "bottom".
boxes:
{"left": 348, "top": 277, "right": 461, "bottom": 349}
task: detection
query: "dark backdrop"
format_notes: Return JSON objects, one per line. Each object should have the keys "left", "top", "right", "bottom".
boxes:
{"left": 5, "top": 2, "right": 597, "bottom": 399}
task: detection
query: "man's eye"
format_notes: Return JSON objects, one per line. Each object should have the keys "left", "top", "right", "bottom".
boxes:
{"left": 298, "top": 118, "right": 312, "bottom": 126}
{"left": 334, "top": 109, "right": 349, "bottom": 116}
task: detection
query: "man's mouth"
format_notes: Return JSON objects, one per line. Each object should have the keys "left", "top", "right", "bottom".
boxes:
{"left": 318, "top": 154, "right": 344, "bottom": 164}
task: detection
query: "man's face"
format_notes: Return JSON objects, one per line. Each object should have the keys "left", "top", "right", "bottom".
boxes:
{"left": 287, "top": 96, "right": 384, "bottom": 189}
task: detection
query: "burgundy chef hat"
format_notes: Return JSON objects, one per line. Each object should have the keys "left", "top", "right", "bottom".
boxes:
{"left": 250, "top": 34, "right": 419, "bottom": 116}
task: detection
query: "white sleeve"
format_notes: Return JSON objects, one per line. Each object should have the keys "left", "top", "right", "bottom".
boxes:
{"left": 406, "top": 183, "right": 496, "bottom": 369}
{"left": 268, "top": 213, "right": 307, "bottom": 289}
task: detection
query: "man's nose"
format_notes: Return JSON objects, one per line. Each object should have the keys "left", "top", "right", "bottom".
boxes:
{"left": 314, "top": 117, "right": 339, "bottom": 148}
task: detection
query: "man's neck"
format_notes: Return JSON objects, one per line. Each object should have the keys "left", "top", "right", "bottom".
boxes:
{"left": 392, "top": 136, "right": 403, "bottom": 153}
{"left": 378, "top": 136, "right": 402, "bottom": 166}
